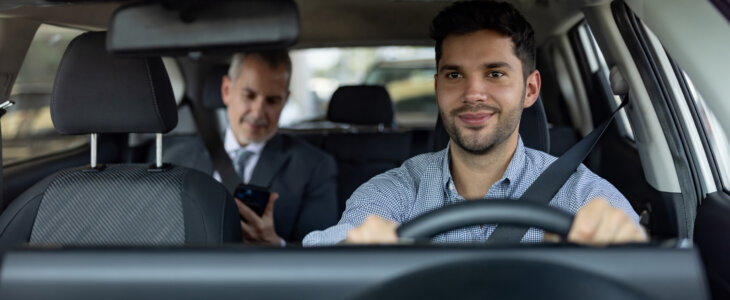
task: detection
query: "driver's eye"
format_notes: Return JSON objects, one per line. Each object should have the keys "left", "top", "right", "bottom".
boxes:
{"left": 487, "top": 71, "right": 505, "bottom": 78}
{"left": 245, "top": 92, "right": 256, "bottom": 100}
{"left": 446, "top": 72, "right": 462, "bottom": 79}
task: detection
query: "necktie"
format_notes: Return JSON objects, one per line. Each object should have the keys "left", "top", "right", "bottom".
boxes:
{"left": 234, "top": 149, "right": 254, "bottom": 180}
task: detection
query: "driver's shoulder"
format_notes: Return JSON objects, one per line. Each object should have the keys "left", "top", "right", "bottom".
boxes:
{"left": 400, "top": 149, "right": 448, "bottom": 186}
{"left": 363, "top": 150, "right": 445, "bottom": 193}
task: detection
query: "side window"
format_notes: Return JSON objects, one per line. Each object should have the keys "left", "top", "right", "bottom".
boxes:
{"left": 2, "top": 24, "right": 86, "bottom": 165}
{"left": 572, "top": 22, "right": 635, "bottom": 141}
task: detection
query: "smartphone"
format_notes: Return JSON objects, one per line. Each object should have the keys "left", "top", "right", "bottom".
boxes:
{"left": 234, "top": 184, "right": 270, "bottom": 216}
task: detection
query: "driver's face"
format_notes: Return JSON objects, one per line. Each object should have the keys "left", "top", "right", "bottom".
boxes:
{"left": 222, "top": 55, "right": 290, "bottom": 146}
{"left": 435, "top": 29, "right": 539, "bottom": 154}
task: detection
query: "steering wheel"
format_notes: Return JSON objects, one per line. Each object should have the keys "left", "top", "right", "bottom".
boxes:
{"left": 358, "top": 200, "right": 648, "bottom": 300}
{"left": 396, "top": 199, "right": 574, "bottom": 242}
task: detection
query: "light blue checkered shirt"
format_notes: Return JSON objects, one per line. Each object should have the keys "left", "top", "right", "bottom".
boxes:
{"left": 303, "top": 138, "right": 639, "bottom": 246}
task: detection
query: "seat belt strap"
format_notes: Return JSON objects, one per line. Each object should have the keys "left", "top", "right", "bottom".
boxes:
{"left": 187, "top": 98, "right": 242, "bottom": 194}
{"left": 486, "top": 97, "right": 628, "bottom": 243}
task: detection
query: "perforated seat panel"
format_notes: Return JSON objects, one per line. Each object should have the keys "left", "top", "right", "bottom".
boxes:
{"left": 30, "top": 165, "right": 186, "bottom": 246}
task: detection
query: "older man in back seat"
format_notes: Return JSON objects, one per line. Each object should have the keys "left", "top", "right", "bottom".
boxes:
{"left": 303, "top": 1, "right": 647, "bottom": 246}
{"left": 174, "top": 50, "right": 338, "bottom": 245}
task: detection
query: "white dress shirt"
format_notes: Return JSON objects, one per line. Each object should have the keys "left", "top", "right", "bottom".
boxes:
{"left": 213, "top": 128, "right": 267, "bottom": 184}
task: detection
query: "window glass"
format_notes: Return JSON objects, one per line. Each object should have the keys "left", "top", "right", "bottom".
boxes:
{"left": 2, "top": 24, "right": 87, "bottom": 165}
{"left": 281, "top": 47, "right": 437, "bottom": 128}
{"left": 576, "top": 23, "right": 635, "bottom": 141}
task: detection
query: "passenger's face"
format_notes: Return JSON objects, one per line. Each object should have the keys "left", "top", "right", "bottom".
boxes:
{"left": 222, "top": 55, "right": 290, "bottom": 145}
{"left": 435, "top": 29, "right": 540, "bottom": 154}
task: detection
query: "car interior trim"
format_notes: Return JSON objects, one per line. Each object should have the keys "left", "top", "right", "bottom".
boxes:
{"left": 669, "top": 58, "right": 724, "bottom": 194}
{"left": 550, "top": 43, "right": 583, "bottom": 134}
{"left": 625, "top": 0, "right": 730, "bottom": 155}
{"left": 612, "top": 1, "right": 702, "bottom": 238}
{"left": 556, "top": 34, "right": 595, "bottom": 136}
{"left": 0, "top": 246, "right": 708, "bottom": 300}
{"left": 635, "top": 22, "right": 707, "bottom": 207}
{"left": 640, "top": 24, "right": 717, "bottom": 196}
{"left": 582, "top": 2, "right": 680, "bottom": 193}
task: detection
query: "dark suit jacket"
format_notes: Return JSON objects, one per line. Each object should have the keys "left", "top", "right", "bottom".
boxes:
{"left": 162, "top": 133, "right": 339, "bottom": 242}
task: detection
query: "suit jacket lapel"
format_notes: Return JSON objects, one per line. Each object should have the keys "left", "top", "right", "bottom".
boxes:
{"left": 250, "top": 134, "right": 289, "bottom": 188}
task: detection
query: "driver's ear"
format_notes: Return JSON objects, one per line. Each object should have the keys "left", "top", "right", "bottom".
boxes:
{"left": 434, "top": 73, "right": 438, "bottom": 92}
{"left": 523, "top": 70, "right": 541, "bottom": 108}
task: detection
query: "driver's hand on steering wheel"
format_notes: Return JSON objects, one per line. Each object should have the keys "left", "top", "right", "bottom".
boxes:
{"left": 348, "top": 198, "right": 647, "bottom": 246}
{"left": 562, "top": 197, "right": 648, "bottom": 246}
{"left": 346, "top": 215, "right": 399, "bottom": 244}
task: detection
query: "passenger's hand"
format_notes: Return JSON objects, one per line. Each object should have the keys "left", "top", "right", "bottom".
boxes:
{"left": 236, "top": 192, "right": 282, "bottom": 245}
{"left": 345, "top": 215, "right": 399, "bottom": 244}
{"left": 567, "top": 197, "right": 647, "bottom": 246}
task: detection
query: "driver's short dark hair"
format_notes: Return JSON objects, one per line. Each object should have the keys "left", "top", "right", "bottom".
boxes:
{"left": 429, "top": 1, "right": 535, "bottom": 79}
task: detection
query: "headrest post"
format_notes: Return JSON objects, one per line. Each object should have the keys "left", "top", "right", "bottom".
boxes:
{"left": 90, "top": 133, "right": 98, "bottom": 168}
{"left": 156, "top": 133, "right": 163, "bottom": 168}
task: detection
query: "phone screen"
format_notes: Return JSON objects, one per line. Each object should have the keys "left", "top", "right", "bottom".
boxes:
{"left": 234, "top": 184, "right": 270, "bottom": 216}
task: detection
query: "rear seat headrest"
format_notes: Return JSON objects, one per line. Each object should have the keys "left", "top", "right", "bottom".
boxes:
{"left": 326, "top": 85, "right": 394, "bottom": 126}
{"left": 51, "top": 31, "right": 177, "bottom": 134}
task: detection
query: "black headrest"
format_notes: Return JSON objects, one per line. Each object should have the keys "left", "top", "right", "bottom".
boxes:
{"left": 51, "top": 32, "right": 177, "bottom": 134}
{"left": 433, "top": 97, "right": 550, "bottom": 153}
{"left": 202, "top": 66, "right": 228, "bottom": 109}
{"left": 326, "top": 85, "right": 394, "bottom": 125}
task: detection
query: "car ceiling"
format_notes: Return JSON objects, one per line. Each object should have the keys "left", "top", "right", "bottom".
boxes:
{"left": 0, "top": 0, "right": 585, "bottom": 48}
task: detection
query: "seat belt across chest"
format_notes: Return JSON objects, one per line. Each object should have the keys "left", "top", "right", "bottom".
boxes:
{"left": 486, "top": 97, "right": 628, "bottom": 243}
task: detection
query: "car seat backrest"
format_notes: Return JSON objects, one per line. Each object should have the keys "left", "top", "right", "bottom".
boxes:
{"left": 433, "top": 96, "right": 551, "bottom": 153}
{"left": 0, "top": 32, "right": 241, "bottom": 252}
{"left": 326, "top": 85, "right": 395, "bottom": 127}
{"left": 317, "top": 85, "right": 410, "bottom": 214}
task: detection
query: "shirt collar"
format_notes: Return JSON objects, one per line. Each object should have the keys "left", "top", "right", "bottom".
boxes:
{"left": 224, "top": 127, "right": 266, "bottom": 156}
{"left": 441, "top": 136, "right": 527, "bottom": 191}
{"left": 500, "top": 137, "right": 526, "bottom": 185}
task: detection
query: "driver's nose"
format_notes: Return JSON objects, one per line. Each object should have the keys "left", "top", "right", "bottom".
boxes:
{"left": 463, "top": 77, "right": 488, "bottom": 103}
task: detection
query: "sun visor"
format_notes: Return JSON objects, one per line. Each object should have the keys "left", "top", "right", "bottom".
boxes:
{"left": 107, "top": 0, "right": 299, "bottom": 56}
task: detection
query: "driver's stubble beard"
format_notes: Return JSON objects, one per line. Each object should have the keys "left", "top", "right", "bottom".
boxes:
{"left": 441, "top": 87, "right": 526, "bottom": 156}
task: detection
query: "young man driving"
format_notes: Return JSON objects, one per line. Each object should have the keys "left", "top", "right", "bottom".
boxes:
{"left": 303, "top": 1, "right": 646, "bottom": 246}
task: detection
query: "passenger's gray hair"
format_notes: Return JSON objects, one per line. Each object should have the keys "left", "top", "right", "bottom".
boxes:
{"left": 227, "top": 50, "right": 292, "bottom": 86}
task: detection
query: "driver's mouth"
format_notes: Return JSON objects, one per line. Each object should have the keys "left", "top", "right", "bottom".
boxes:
{"left": 458, "top": 112, "right": 493, "bottom": 127}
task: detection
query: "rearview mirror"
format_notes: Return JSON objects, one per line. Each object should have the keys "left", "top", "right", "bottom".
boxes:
{"left": 107, "top": 0, "right": 299, "bottom": 55}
